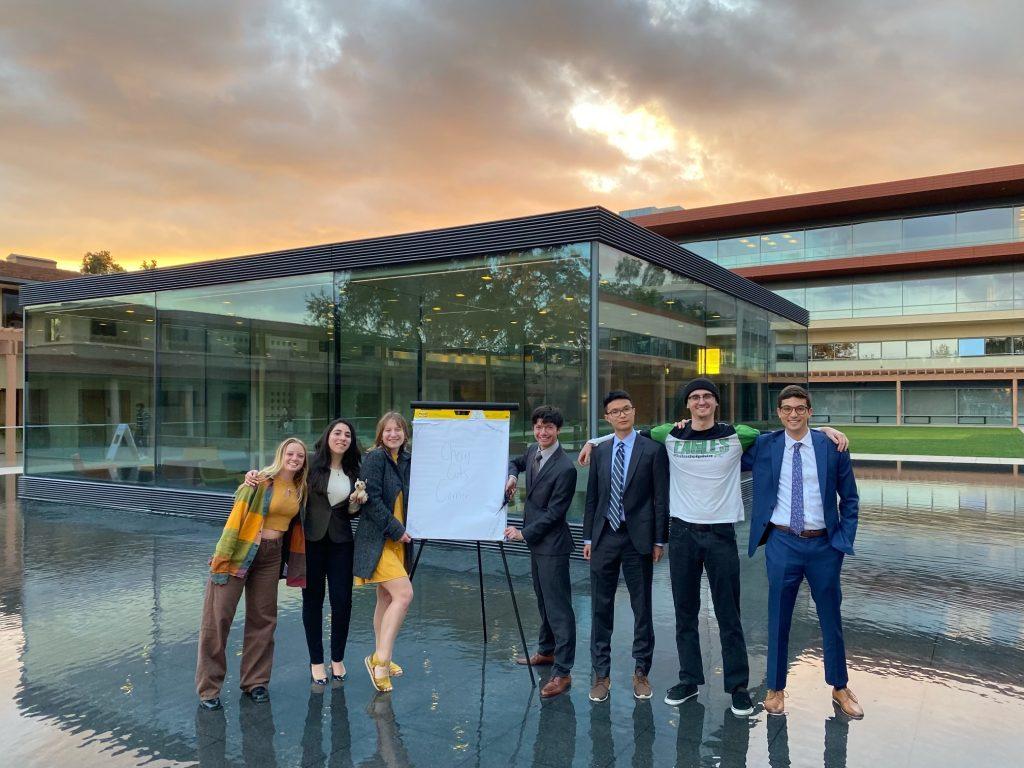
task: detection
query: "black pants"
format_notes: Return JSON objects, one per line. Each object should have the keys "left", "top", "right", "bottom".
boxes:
{"left": 302, "top": 537, "right": 354, "bottom": 665}
{"left": 668, "top": 518, "right": 749, "bottom": 692}
{"left": 590, "top": 521, "right": 654, "bottom": 677}
{"left": 531, "top": 552, "right": 576, "bottom": 676}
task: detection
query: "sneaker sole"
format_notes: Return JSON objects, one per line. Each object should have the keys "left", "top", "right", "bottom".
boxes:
{"left": 633, "top": 690, "right": 653, "bottom": 700}
{"left": 589, "top": 692, "right": 610, "bottom": 702}
{"left": 664, "top": 690, "right": 699, "bottom": 706}
{"left": 731, "top": 704, "right": 754, "bottom": 716}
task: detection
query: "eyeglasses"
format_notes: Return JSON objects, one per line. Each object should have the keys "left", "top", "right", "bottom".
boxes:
{"left": 779, "top": 405, "right": 809, "bottom": 415}
{"left": 687, "top": 394, "right": 716, "bottom": 402}
{"left": 605, "top": 405, "right": 634, "bottom": 417}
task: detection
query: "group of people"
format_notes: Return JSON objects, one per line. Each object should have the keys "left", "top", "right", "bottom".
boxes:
{"left": 195, "top": 412, "right": 417, "bottom": 712}
{"left": 194, "top": 378, "right": 862, "bottom": 723}
{"left": 509, "top": 380, "right": 862, "bottom": 721}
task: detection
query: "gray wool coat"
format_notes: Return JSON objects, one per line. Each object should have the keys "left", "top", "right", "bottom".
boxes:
{"left": 353, "top": 446, "right": 411, "bottom": 579}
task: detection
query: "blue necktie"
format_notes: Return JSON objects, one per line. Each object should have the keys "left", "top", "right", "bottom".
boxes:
{"left": 790, "top": 443, "right": 805, "bottom": 533}
{"left": 608, "top": 441, "right": 625, "bottom": 531}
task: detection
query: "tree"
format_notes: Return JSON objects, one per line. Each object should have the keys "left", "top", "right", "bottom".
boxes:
{"left": 140, "top": 259, "right": 158, "bottom": 270}
{"left": 80, "top": 250, "right": 125, "bottom": 275}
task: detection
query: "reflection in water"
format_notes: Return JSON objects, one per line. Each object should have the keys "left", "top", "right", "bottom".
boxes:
{"left": 364, "top": 693, "right": 413, "bottom": 768}
{"left": 533, "top": 694, "right": 576, "bottom": 768}
{"left": 1, "top": 462, "right": 1023, "bottom": 766}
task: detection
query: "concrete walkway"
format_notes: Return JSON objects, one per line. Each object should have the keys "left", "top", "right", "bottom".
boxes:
{"left": 852, "top": 453, "right": 1021, "bottom": 465}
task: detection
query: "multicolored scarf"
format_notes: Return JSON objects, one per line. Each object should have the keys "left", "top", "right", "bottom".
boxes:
{"left": 208, "top": 481, "right": 306, "bottom": 587}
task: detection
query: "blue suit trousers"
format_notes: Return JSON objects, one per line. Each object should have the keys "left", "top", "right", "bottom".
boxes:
{"left": 765, "top": 529, "right": 848, "bottom": 690}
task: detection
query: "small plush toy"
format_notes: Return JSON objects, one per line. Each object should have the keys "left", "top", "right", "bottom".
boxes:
{"left": 349, "top": 479, "right": 368, "bottom": 509}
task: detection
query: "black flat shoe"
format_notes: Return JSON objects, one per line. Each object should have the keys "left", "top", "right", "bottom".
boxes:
{"left": 199, "top": 697, "right": 222, "bottom": 711}
{"left": 244, "top": 686, "right": 270, "bottom": 703}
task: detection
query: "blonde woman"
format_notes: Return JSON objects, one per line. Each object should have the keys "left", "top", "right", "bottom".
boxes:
{"left": 196, "top": 438, "right": 309, "bottom": 710}
{"left": 354, "top": 412, "right": 414, "bottom": 692}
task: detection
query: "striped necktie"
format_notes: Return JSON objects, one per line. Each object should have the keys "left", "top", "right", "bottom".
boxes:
{"left": 790, "top": 443, "right": 805, "bottom": 533}
{"left": 607, "top": 441, "right": 625, "bottom": 530}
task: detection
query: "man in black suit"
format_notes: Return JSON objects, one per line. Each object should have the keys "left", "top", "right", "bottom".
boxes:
{"left": 505, "top": 405, "right": 579, "bottom": 698}
{"left": 583, "top": 390, "right": 670, "bottom": 703}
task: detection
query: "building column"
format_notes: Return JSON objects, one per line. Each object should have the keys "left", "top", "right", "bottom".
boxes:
{"left": 895, "top": 379, "right": 903, "bottom": 425}
{"left": 3, "top": 339, "right": 16, "bottom": 465}
{"left": 1011, "top": 376, "right": 1019, "bottom": 430}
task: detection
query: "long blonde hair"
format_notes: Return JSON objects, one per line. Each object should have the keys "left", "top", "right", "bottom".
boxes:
{"left": 259, "top": 437, "right": 309, "bottom": 505}
{"left": 373, "top": 411, "right": 410, "bottom": 453}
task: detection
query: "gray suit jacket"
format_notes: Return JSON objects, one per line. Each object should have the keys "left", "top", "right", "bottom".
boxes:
{"left": 508, "top": 444, "right": 577, "bottom": 556}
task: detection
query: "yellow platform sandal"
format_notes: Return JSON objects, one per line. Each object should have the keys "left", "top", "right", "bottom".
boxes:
{"left": 364, "top": 653, "right": 393, "bottom": 693}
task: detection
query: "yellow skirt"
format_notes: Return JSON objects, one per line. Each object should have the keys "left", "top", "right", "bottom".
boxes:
{"left": 355, "top": 485, "right": 409, "bottom": 586}
{"left": 354, "top": 538, "right": 408, "bottom": 585}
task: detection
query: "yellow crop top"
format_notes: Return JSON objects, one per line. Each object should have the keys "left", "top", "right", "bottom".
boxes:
{"left": 264, "top": 483, "right": 300, "bottom": 532}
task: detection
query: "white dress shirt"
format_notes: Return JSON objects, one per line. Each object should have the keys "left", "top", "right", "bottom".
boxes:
{"left": 534, "top": 440, "right": 561, "bottom": 476}
{"left": 771, "top": 430, "right": 827, "bottom": 531}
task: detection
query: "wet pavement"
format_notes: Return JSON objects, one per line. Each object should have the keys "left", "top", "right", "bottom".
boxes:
{"left": 1, "top": 464, "right": 1023, "bottom": 767}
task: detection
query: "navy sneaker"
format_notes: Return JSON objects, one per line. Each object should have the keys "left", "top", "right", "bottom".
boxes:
{"left": 664, "top": 683, "right": 698, "bottom": 706}
{"left": 198, "top": 697, "right": 222, "bottom": 711}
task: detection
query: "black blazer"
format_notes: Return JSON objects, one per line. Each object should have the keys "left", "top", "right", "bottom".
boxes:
{"left": 583, "top": 433, "right": 669, "bottom": 554}
{"left": 301, "top": 477, "right": 355, "bottom": 544}
{"left": 353, "top": 447, "right": 411, "bottom": 579}
{"left": 508, "top": 444, "right": 577, "bottom": 556}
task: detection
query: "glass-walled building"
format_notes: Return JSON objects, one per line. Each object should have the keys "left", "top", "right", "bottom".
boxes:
{"left": 19, "top": 209, "right": 806, "bottom": 515}
{"left": 634, "top": 164, "right": 1024, "bottom": 426}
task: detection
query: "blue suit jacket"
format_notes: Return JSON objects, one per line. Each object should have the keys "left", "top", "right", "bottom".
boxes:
{"left": 742, "top": 429, "right": 859, "bottom": 558}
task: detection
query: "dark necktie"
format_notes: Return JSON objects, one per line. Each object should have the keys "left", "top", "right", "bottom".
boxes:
{"left": 608, "top": 441, "right": 625, "bottom": 530}
{"left": 529, "top": 451, "right": 542, "bottom": 485}
{"left": 790, "top": 443, "right": 805, "bottom": 533}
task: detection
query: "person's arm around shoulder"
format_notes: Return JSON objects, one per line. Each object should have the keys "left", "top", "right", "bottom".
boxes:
{"left": 835, "top": 443, "right": 859, "bottom": 551}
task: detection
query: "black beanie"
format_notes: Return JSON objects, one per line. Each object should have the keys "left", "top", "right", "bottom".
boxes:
{"left": 682, "top": 377, "right": 720, "bottom": 404}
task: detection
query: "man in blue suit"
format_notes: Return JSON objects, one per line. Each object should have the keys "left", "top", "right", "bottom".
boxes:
{"left": 742, "top": 385, "right": 863, "bottom": 719}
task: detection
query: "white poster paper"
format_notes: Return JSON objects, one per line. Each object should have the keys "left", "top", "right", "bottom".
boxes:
{"left": 407, "top": 411, "right": 510, "bottom": 541}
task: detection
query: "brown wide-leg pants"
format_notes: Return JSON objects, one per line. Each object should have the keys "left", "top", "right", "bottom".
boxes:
{"left": 196, "top": 538, "right": 283, "bottom": 700}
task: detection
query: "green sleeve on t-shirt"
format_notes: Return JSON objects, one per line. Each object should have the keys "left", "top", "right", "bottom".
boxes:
{"left": 648, "top": 423, "right": 675, "bottom": 444}
{"left": 735, "top": 423, "right": 760, "bottom": 451}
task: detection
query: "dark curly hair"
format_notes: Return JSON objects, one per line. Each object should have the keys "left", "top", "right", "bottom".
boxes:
{"left": 307, "top": 418, "right": 362, "bottom": 494}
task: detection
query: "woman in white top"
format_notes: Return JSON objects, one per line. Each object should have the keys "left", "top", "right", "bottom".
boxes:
{"left": 247, "top": 418, "right": 366, "bottom": 687}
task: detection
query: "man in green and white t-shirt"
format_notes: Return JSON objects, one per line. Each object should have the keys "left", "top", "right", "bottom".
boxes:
{"left": 580, "top": 377, "right": 846, "bottom": 716}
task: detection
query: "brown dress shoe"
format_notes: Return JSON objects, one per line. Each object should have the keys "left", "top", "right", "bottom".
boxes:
{"left": 541, "top": 675, "right": 572, "bottom": 698}
{"left": 516, "top": 653, "right": 555, "bottom": 666}
{"left": 632, "top": 671, "right": 653, "bottom": 700}
{"left": 832, "top": 687, "right": 864, "bottom": 719}
{"left": 589, "top": 676, "right": 611, "bottom": 702}
{"left": 764, "top": 689, "right": 786, "bottom": 716}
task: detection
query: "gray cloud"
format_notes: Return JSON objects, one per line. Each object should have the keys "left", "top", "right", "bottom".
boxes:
{"left": 1, "top": 0, "right": 1022, "bottom": 268}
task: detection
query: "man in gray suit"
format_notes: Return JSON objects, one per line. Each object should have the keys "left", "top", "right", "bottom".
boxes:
{"left": 505, "top": 405, "right": 579, "bottom": 698}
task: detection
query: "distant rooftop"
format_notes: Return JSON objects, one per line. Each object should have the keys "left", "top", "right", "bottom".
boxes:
{"left": 618, "top": 205, "right": 683, "bottom": 219}
{"left": 1, "top": 253, "right": 80, "bottom": 284}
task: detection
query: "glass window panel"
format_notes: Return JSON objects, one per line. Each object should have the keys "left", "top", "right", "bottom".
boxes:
{"left": 155, "top": 274, "right": 333, "bottom": 489}
{"left": 760, "top": 230, "right": 804, "bottom": 264}
{"left": 903, "top": 275, "right": 955, "bottom": 314}
{"left": 957, "top": 388, "right": 1011, "bottom": 423}
{"left": 956, "top": 272, "right": 1014, "bottom": 312}
{"left": 858, "top": 342, "right": 881, "bottom": 359}
{"left": 805, "top": 284, "right": 852, "bottom": 319}
{"left": 931, "top": 339, "right": 956, "bottom": 357}
{"left": 769, "top": 316, "right": 808, "bottom": 419}
{"left": 881, "top": 340, "right": 906, "bottom": 358}
{"left": 956, "top": 207, "right": 1013, "bottom": 246}
{"left": 958, "top": 338, "right": 984, "bottom": 356}
{"left": 773, "top": 286, "right": 806, "bottom": 308}
{"left": 852, "top": 279, "right": 902, "bottom": 317}
{"left": 811, "top": 390, "right": 853, "bottom": 424}
{"left": 717, "top": 236, "right": 760, "bottom": 267}
{"left": 25, "top": 294, "right": 156, "bottom": 483}
{"left": 1016, "top": 270, "right": 1024, "bottom": 309}
{"left": 1013, "top": 336, "right": 1024, "bottom": 355}
{"left": 903, "top": 388, "right": 957, "bottom": 422}
{"left": 805, "top": 225, "right": 852, "bottom": 261}
{"left": 984, "top": 337, "right": 1011, "bottom": 355}
{"left": 903, "top": 213, "right": 956, "bottom": 251}
{"left": 855, "top": 389, "right": 897, "bottom": 423}
{"left": 2, "top": 289, "right": 20, "bottom": 328}
{"left": 679, "top": 240, "right": 717, "bottom": 261}
{"left": 852, "top": 219, "right": 901, "bottom": 256}
{"left": 906, "top": 339, "right": 931, "bottom": 358}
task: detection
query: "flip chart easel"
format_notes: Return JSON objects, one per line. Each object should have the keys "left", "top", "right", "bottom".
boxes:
{"left": 406, "top": 401, "right": 536, "bottom": 687}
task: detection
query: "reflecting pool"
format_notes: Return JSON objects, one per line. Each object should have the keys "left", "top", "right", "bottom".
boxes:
{"left": 1, "top": 464, "right": 1022, "bottom": 767}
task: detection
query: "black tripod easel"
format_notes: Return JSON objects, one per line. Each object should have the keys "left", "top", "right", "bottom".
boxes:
{"left": 407, "top": 400, "right": 536, "bottom": 687}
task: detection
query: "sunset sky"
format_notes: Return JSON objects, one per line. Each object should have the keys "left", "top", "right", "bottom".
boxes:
{"left": 2, "top": 0, "right": 1022, "bottom": 271}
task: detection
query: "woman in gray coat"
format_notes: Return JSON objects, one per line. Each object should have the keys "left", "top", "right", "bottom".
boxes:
{"left": 354, "top": 411, "right": 414, "bottom": 692}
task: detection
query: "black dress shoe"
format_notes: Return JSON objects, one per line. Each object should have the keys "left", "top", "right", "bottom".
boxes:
{"left": 244, "top": 686, "right": 270, "bottom": 703}
{"left": 199, "top": 697, "right": 223, "bottom": 711}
